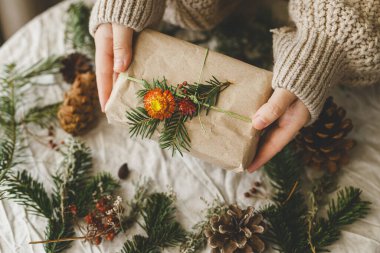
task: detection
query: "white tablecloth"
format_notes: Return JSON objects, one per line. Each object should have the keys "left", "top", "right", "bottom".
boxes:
{"left": 0, "top": 1, "right": 379, "bottom": 252}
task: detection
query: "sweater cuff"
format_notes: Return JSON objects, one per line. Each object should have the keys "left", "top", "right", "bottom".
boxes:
{"left": 89, "top": 0, "right": 165, "bottom": 36}
{"left": 272, "top": 27, "right": 346, "bottom": 123}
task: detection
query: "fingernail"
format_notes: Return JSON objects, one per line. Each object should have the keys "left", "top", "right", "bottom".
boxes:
{"left": 252, "top": 117, "right": 266, "bottom": 130}
{"left": 114, "top": 58, "right": 125, "bottom": 72}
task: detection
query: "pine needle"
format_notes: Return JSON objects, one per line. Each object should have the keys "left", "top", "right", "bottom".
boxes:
{"left": 22, "top": 102, "right": 62, "bottom": 128}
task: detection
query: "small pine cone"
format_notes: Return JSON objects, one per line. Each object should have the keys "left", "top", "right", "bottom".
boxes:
{"left": 204, "top": 204, "right": 265, "bottom": 253}
{"left": 60, "top": 53, "right": 92, "bottom": 83}
{"left": 58, "top": 72, "right": 99, "bottom": 136}
{"left": 296, "top": 97, "right": 355, "bottom": 173}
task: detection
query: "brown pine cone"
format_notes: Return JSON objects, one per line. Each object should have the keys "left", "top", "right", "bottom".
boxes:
{"left": 58, "top": 72, "right": 99, "bottom": 136}
{"left": 296, "top": 97, "right": 355, "bottom": 173}
{"left": 204, "top": 204, "right": 265, "bottom": 253}
{"left": 60, "top": 53, "right": 93, "bottom": 83}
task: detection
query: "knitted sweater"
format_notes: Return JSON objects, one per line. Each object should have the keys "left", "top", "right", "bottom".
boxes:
{"left": 89, "top": 0, "right": 380, "bottom": 122}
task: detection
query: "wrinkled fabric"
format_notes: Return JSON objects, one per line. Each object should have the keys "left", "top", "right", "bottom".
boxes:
{"left": 0, "top": 1, "right": 379, "bottom": 252}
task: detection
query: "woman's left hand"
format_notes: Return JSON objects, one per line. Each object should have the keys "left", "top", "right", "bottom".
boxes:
{"left": 248, "top": 88, "right": 310, "bottom": 172}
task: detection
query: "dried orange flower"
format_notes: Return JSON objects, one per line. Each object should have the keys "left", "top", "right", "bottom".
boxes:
{"left": 144, "top": 88, "right": 176, "bottom": 120}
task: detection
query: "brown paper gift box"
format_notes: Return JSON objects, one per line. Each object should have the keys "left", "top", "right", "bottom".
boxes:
{"left": 105, "top": 29, "right": 273, "bottom": 172}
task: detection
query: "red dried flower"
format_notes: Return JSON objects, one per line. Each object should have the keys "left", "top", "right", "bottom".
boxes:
{"left": 178, "top": 99, "right": 196, "bottom": 116}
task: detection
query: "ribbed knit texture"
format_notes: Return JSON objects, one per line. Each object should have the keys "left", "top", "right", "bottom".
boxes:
{"left": 90, "top": 0, "right": 380, "bottom": 122}
{"left": 89, "top": 0, "right": 166, "bottom": 34}
{"left": 273, "top": 0, "right": 380, "bottom": 122}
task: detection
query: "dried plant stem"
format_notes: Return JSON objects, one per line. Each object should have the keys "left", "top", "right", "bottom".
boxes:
{"left": 30, "top": 236, "right": 86, "bottom": 244}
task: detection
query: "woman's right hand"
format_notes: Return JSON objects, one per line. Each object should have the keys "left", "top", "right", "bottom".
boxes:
{"left": 94, "top": 24, "right": 134, "bottom": 111}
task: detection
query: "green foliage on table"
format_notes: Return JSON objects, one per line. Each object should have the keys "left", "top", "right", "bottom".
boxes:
{"left": 0, "top": 56, "right": 62, "bottom": 189}
{"left": 121, "top": 192, "right": 187, "bottom": 253}
{"left": 5, "top": 138, "right": 120, "bottom": 253}
{"left": 65, "top": 2, "right": 95, "bottom": 57}
{"left": 261, "top": 145, "right": 371, "bottom": 253}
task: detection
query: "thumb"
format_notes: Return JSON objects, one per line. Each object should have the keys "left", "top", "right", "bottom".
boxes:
{"left": 112, "top": 24, "right": 133, "bottom": 73}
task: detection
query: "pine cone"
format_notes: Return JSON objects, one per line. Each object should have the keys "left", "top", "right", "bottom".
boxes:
{"left": 60, "top": 53, "right": 92, "bottom": 83}
{"left": 58, "top": 72, "right": 99, "bottom": 136}
{"left": 296, "top": 97, "right": 355, "bottom": 173}
{"left": 204, "top": 205, "right": 265, "bottom": 253}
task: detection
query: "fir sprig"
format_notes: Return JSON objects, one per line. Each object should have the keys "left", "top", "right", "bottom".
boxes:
{"left": 311, "top": 187, "right": 370, "bottom": 251}
{"left": 65, "top": 2, "right": 95, "bottom": 56}
{"left": 6, "top": 170, "right": 53, "bottom": 217}
{"left": 159, "top": 113, "right": 190, "bottom": 155}
{"left": 261, "top": 145, "right": 309, "bottom": 253}
{"left": 121, "top": 192, "right": 187, "bottom": 253}
{"left": 22, "top": 102, "right": 61, "bottom": 128}
{"left": 127, "top": 107, "right": 160, "bottom": 139}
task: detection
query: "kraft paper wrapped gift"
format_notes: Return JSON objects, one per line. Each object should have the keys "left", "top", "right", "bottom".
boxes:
{"left": 105, "top": 29, "right": 273, "bottom": 172}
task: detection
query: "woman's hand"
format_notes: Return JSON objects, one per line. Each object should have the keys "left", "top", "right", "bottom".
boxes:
{"left": 94, "top": 24, "right": 134, "bottom": 111}
{"left": 248, "top": 88, "right": 310, "bottom": 172}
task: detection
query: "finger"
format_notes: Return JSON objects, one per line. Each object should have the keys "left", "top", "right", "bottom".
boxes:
{"left": 252, "top": 88, "right": 297, "bottom": 130}
{"left": 112, "top": 24, "right": 133, "bottom": 73}
{"left": 248, "top": 99, "right": 310, "bottom": 172}
{"left": 95, "top": 24, "right": 114, "bottom": 112}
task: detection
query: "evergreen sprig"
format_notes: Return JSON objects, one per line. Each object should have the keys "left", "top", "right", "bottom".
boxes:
{"left": 261, "top": 144, "right": 371, "bottom": 253}
{"left": 160, "top": 113, "right": 190, "bottom": 155}
{"left": 22, "top": 102, "right": 62, "bottom": 128}
{"left": 261, "top": 145, "right": 309, "bottom": 253}
{"left": 0, "top": 57, "right": 63, "bottom": 186}
{"left": 65, "top": 2, "right": 95, "bottom": 56}
{"left": 311, "top": 187, "right": 370, "bottom": 252}
{"left": 121, "top": 192, "right": 187, "bottom": 253}
{"left": 127, "top": 107, "right": 160, "bottom": 139}
{"left": 6, "top": 170, "right": 53, "bottom": 217}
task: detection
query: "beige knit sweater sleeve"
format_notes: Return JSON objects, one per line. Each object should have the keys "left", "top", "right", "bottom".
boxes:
{"left": 89, "top": 0, "right": 166, "bottom": 34}
{"left": 273, "top": 0, "right": 380, "bottom": 121}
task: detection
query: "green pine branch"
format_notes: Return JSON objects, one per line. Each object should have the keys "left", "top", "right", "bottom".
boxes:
{"left": 65, "top": 2, "right": 95, "bottom": 56}
{"left": 311, "top": 187, "right": 370, "bottom": 252}
{"left": 6, "top": 170, "right": 53, "bottom": 218}
{"left": 44, "top": 217, "right": 75, "bottom": 253}
{"left": 261, "top": 145, "right": 309, "bottom": 253}
{"left": 159, "top": 113, "right": 190, "bottom": 156}
{"left": 121, "top": 192, "right": 187, "bottom": 253}
{"left": 22, "top": 102, "right": 62, "bottom": 128}
{"left": 127, "top": 107, "right": 160, "bottom": 139}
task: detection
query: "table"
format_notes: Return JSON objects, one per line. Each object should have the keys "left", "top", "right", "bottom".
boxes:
{"left": 0, "top": 1, "right": 379, "bottom": 252}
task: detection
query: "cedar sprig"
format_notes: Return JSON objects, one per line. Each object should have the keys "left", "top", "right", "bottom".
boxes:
{"left": 22, "top": 102, "right": 62, "bottom": 128}
{"left": 65, "top": 2, "right": 95, "bottom": 56}
{"left": 311, "top": 187, "right": 370, "bottom": 252}
{"left": 121, "top": 192, "right": 187, "bottom": 253}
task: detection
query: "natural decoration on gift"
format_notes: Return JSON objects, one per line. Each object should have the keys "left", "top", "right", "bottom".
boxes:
{"left": 296, "top": 97, "right": 355, "bottom": 174}
{"left": 261, "top": 144, "right": 370, "bottom": 253}
{"left": 65, "top": 2, "right": 95, "bottom": 56}
{"left": 0, "top": 57, "right": 63, "bottom": 188}
{"left": 6, "top": 138, "right": 120, "bottom": 253}
{"left": 58, "top": 72, "right": 99, "bottom": 136}
{"left": 204, "top": 204, "right": 265, "bottom": 253}
{"left": 60, "top": 53, "right": 93, "bottom": 83}
{"left": 126, "top": 76, "right": 250, "bottom": 155}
